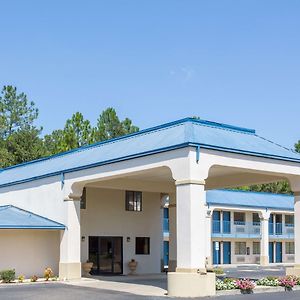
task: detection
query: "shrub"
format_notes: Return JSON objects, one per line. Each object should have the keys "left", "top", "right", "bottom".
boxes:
{"left": 213, "top": 267, "right": 224, "bottom": 275}
{"left": 236, "top": 278, "right": 255, "bottom": 292}
{"left": 257, "top": 277, "right": 279, "bottom": 286}
{"left": 18, "top": 275, "right": 25, "bottom": 283}
{"left": 44, "top": 267, "right": 54, "bottom": 281}
{"left": 30, "top": 275, "right": 38, "bottom": 282}
{"left": 0, "top": 269, "right": 16, "bottom": 283}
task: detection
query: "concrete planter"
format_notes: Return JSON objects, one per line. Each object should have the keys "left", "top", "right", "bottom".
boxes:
{"left": 82, "top": 262, "right": 93, "bottom": 277}
{"left": 128, "top": 260, "right": 138, "bottom": 275}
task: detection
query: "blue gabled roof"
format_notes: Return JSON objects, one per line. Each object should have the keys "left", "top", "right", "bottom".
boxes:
{"left": 0, "top": 117, "right": 299, "bottom": 188}
{"left": 207, "top": 189, "right": 294, "bottom": 211}
{"left": 0, "top": 205, "right": 65, "bottom": 229}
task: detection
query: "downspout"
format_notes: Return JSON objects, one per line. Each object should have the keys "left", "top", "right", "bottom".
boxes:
{"left": 196, "top": 145, "right": 200, "bottom": 163}
{"left": 61, "top": 172, "right": 65, "bottom": 190}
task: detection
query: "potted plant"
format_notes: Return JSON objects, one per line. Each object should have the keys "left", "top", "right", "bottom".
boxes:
{"left": 279, "top": 275, "right": 297, "bottom": 291}
{"left": 82, "top": 260, "right": 93, "bottom": 277}
{"left": 128, "top": 259, "right": 138, "bottom": 275}
{"left": 236, "top": 278, "right": 255, "bottom": 294}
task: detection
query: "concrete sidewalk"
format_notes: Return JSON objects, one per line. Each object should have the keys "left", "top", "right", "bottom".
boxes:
{"left": 63, "top": 274, "right": 167, "bottom": 297}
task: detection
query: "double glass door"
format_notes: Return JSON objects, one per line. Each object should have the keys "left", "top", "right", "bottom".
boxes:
{"left": 89, "top": 236, "right": 123, "bottom": 275}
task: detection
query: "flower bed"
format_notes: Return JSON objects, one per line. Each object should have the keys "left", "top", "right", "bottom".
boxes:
{"left": 257, "top": 276, "right": 279, "bottom": 286}
{"left": 0, "top": 268, "right": 58, "bottom": 284}
{"left": 216, "top": 275, "right": 300, "bottom": 294}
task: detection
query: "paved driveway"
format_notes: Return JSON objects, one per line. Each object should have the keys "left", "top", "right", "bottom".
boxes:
{"left": 1, "top": 283, "right": 300, "bottom": 300}
{"left": 222, "top": 265, "right": 290, "bottom": 279}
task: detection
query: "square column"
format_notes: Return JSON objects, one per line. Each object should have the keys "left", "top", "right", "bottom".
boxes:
{"left": 259, "top": 211, "right": 270, "bottom": 266}
{"left": 168, "top": 193, "right": 177, "bottom": 272}
{"left": 205, "top": 210, "right": 213, "bottom": 268}
{"left": 59, "top": 198, "right": 81, "bottom": 279}
{"left": 168, "top": 179, "right": 215, "bottom": 297}
{"left": 287, "top": 193, "right": 300, "bottom": 276}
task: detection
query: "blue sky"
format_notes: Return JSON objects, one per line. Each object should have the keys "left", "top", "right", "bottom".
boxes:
{"left": 0, "top": 0, "right": 299, "bottom": 149}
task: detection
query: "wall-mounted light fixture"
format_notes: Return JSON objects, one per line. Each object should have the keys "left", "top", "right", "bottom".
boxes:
{"left": 126, "top": 237, "right": 131, "bottom": 242}
{"left": 81, "top": 236, "right": 86, "bottom": 242}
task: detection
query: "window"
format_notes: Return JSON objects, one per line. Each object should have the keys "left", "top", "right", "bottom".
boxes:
{"left": 234, "top": 212, "right": 245, "bottom": 225}
{"left": 235, "top": 242, "right": 246, "bottom": 255}
{"left": 135, "top": 237, "right": 150, "bottom": 254}
{"left": 285, "top": 215, "right": 294, "bottom": 227}
{"left": 252, "top": 213, "right": 260, "bottom": 225}
{"left": 253, "top": 242, "right": 260, "bottom": 255}
{"left": 286, "top": 242, "right": 295, "bottom": 255}
{"left": 126, "top": 191, "right": 142, "bottom": 211}
{"left": 80, "top": 187, "right": 86, "bottom": 209}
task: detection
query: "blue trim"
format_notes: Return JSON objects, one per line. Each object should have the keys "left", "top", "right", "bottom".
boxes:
{"left": 214, "top": 188, "right": 293, "bottom": 197}
{"left": 208, "top": 201, "right": 294, "bottom": 211}
{"left": 0, "top": 225, "right": 65, "bottom": 229}
{"left": 188, "top": 142, "right": 300, "bottom": 163}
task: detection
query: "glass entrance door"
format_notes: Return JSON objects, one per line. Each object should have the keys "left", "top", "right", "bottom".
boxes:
{"left": 89, "top": 236, "right": 123, "bottom": 275}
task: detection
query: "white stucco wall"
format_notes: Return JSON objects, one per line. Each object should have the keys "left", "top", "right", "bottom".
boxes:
{"left": 0, "top": 230, "right": 60, "bottom": 277}
{"left": 0, "top": 176, "right": 65, "bottom": 224}
{"left": 80, "top": 187, "right": 163, "bottom": 274}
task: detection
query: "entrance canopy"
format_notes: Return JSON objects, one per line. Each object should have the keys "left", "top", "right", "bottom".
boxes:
{"left": 0, "top": 117, "right": 299, "bottom": 189}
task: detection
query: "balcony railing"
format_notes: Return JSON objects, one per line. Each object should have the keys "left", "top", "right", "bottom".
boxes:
{"left": 212, "top": 220, "right": 261, "bottom": 237}
{"left": 269, "top": 222, "right": 294, "bottom": 237}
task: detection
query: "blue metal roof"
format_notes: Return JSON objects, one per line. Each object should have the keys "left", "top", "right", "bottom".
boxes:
{"left": 0, "top": 117, "right": 299, "bottom": 188}
{"left": 207, "top": 189, "right": 294, "bottom": 211}
{"left": 0, "top": 205, "right": 65, "bottom": 229}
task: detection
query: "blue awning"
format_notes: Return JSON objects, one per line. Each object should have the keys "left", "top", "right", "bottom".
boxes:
{"left": 207, "top": 189, "right": 294, "bottom": 211}
{"left": 0, "top": 205, "right": 65, "bottom": 229}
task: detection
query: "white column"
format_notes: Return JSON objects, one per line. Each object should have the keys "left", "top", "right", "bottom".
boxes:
{"left": 287, "top": 192, "right": 300, "bottom": 276}
{"left": 176, "top": 180, "right": 207, "bottom": 272}
{"left": 294, "top": 194, "right": 300, "bottom": 267}
{"left": 168, "top": 179, "right": 216, "bottom": 298}
{"left": 205, "top": 209, "right": 213, "bottom": 268}
{"left": 260, "top": 211, "right": 270, "bottom": 266}
{"left": 59, "top": 198, "right": 81, "bottom": 279}
{"left": 168, "top": 193, "right": 177, "bottom": 272}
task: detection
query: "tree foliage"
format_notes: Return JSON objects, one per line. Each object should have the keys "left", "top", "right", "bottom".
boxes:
{"left": 95, "top": 107, "right": 139, "bottom": 141}
{"left": 295, "top": 141, "right": 300, "bottom": 153}
{"left": 0, "top": 86, "right": 39, "bottom": 138}
{"left": 236, "top": 181, "right": 291, "bottom": 194}
{"left": 44, "top": 107, "right": 139, "bottom": 154}
{"left": 0, "top": 86, "right": 43, "bottom": 166}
